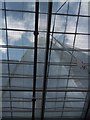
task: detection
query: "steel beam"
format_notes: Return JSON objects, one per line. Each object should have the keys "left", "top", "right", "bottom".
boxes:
{"left": 32, "top": 2, "right": 39, "bottom": 120}
{"left": 1, "top": 28, "right": 90, "bottom": 35}
{"left": 41, "top": 2, "right": 52, "bottom": 120}
{"left": 1, "top": 8, "right": 90, "bottom": 17}
{"left": 4, "top": 2, "right": 13, "bottom": 118}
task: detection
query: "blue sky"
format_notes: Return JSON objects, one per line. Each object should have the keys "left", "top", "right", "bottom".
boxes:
{"left": 0, "top": 2, "right": 89, "bottom": 117}
{"left": 0, "top": 2, "right": 88, "bottom": 60}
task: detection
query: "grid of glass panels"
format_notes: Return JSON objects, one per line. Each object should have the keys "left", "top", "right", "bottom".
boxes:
{"left": 0, "top": 1, "right": 89, "bottom": 120}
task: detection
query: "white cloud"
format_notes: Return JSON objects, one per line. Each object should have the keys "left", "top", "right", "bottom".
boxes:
{"left": 23, "top": 13, "right": 35, "bottom": 31}
{"left": 0, "top": 39, "right": 7, "bottom": 53}
{"left": 7, "top": 13, "right": 35, "bottom": 44}
{"left": 0, "top": 19, "right": 7, "bottom": 53}
{"left": 27, "top": 2, "right": 35, "bottom": 11}
{"left": 50, "top": 2, "right": 88, "bottom": 50}
{"left": 80, "top": 2, "right": 88, "bottom": 15}
{"left": 27, "top": 33, "right": 34, "bottom": 43}
{"left": 7, "top": 16, "right": 25, "bottom": 30}
{"left": 75, "top": 35, "right": 88, "bottom": 49}
{"left": 0, "top": 47, "right": 6, "bottom": 53}
{"left": 7, "top": 16, "right": 25, "bottom": 43}
{"left": 65, "top": 3, "right": 88, "bottom": 49}
{"left": 66, "top": 17, "right": 88, "bottom": 49}
{"left": 8, "top": 30, "right": 24, "bottom": 43}
{"left": 1, "top": 12, "right": 35, "bottom": 48}
{"left": 23, "top": 13, "right": 35, "bottom": 43}
{"left": 1, "top": 2, "right": 88, "bottom": 51}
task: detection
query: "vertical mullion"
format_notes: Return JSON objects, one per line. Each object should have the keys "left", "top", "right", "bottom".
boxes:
{"left": 81, "top": 2, "right": 90, "bottom": 119}
{"left": 49, "top": 1, "right": 69, "bottom": 116}
{"left": 47, "top": 1, "right": 68, "bottom": 74}
{"left": 59, "top": 2, "right": 69, "bottom": 118}
{"left": 82, "top": 65, "right": 90, "bottom": 119}
{"left": 81, "top": 83, "right": 88, "bottom": 119}
{"left": 32, "top": 1, "right": 39, "bottom": 120}
{"left": 83, "top": 100, "right": 90, "bottom": 120}
{"left": 4, "top": 2, "right": 13, "bottom": 118}
{"left": 41, "top": 2, "right": 52, "bottom": 120}
{"left": 61, "top": 1, "right": 81, "bottom": 118}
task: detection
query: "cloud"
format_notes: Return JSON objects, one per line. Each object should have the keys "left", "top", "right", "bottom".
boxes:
{"left": 23, "top": 13, "right": 35, "bottom": 31}
{"left": 0, "top": 47, "right": 6, "bottom": 53}
{"left": 51, "top": 2, "right": 88, "bottom": 50}
{"left": 8, "top": 30, "right": 24, "bottom": 45}
{"left": 27, "top": 33, "right": 34, "bottom": 43}
{"left": 5, "top": 14, "right": 35, "bottom": 44}
{"left": 66, "top": 16, "right": 88, "bottom": 49}
{"left": 1, "top": 11, "right": 35, "bottom": 53}
{"left": 0, "top": 39, "right": 7, "bottom": 53}
{"left": 75, "top": 35, "right": 88, "bottom": 49}
{"left": 0, "top": 18, "right": 7, "bottom": 53}
{"left": 7, "top": 16, "right": 25, "bottom": 43}
{"left": 80, "top": 2, "right": 88, "bottom": 15}
{"left": 39, "top": 14, "right": 47, "bottom": 31}
{"left": 62, "top": 3, "right": 88, "bottom": 49}
{"left": 27, "top": 2, "right": 35, "bottom": 11}
{"left": 1, "top": 2, "right": 88, "bottom": 53}
{"left": 7, "top": 16, "right": 25, "bottom": 30}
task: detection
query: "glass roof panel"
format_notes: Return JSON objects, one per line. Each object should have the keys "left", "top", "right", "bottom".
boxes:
{"left": 6, "top": 2, "right": 35, "bottom": 11}
{"left": 1, "top": 1, "right": 89, "bottom": 120}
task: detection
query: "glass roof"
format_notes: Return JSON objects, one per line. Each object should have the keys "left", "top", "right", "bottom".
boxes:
{"left": 0, "top": 1, "right": 89, "bottom": 120}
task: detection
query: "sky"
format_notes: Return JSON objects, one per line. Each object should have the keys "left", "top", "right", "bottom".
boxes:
{"left": 0, "top": 1, "right": 88, "bottom": 61}
{"left": 0, "top": 2, "right": 89, "bottom": 117}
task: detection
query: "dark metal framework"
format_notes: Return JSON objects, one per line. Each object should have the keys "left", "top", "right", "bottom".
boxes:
{"left": 61, "top": 1, "right": 81, "bottom": 117}
{"left": 3, "top": 2, "right": 13, "bottom": 119}
{"left": 41, "top": 2, "right": 52, "bottom": 120}
{"left": 0, "top": 1, "right": 89, "bottom": 120}
{"left": 32, "top": 2, "right": 39, "bottom": 120}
